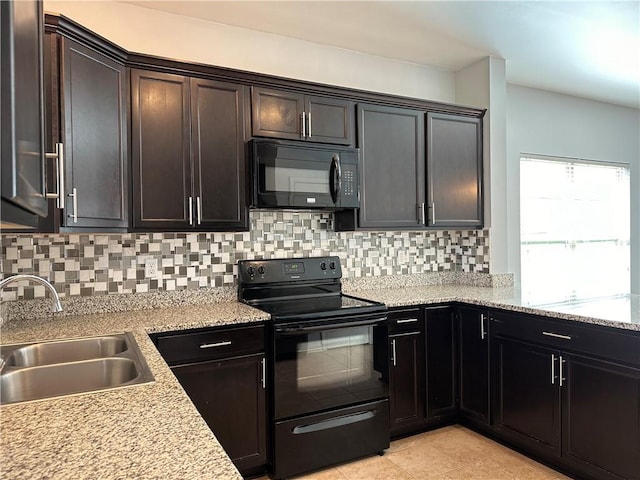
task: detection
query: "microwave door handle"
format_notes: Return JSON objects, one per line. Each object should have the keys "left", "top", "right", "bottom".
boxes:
{"left": 330, "top": 154, "right": 341, "bottom": 204}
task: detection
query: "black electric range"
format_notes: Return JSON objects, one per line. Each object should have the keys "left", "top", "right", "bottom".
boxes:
{"left": 237, "top": 256, "right": 390, "bottom": 480}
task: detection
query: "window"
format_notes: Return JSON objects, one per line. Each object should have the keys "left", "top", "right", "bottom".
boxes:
{"left": 520, "top": 155, "right": 630, "bottom": 304}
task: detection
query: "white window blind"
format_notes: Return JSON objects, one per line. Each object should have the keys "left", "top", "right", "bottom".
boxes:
{"left": 520, "top": 155, "right": 630, "bottom": 304}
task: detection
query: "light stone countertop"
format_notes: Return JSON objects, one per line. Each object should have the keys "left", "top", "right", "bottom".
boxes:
{"left": 0, "top": 302, "right": 269, "bottom": 480}
{"left": 2, "top": 285, "right": 639, "bottom": 480}
{"left": 345, "top": 285, "right": 640, "bottom": 332}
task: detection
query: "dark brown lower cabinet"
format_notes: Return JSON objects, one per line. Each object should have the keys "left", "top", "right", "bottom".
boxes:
{"left": 388, "top": 308, "right": 425, "bottom": 437}
{"left": 562, "top": 354, "right": 640, "bottom": 480}
{"left": 389, "top": 329, "right": 425, "bottom": 436}
{"left": 387, "top": 306, "right": 457, "bottom": 437}
{"left": 493, "top": 338, "right": 562, "bottom": 458}
{"left": 424, "top": 306, "right": 457, "bottom": 421}
{"left": 492, "top": 313, "right": 640, "bottom": 480}
{"left": 457, "top": 306, "right": 490, "bottom": 424}
{"left": 152, "top": 325, "right": 267, "bottom": 477}
{"left": 171, "top": 354, "right": 267, "bottom": 476}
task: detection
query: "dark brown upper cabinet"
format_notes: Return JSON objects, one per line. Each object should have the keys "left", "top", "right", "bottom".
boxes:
{"left": 1, "top": 0, "right": 47, "bottom": 229}
{"left": 251, "top": 87, "right": 354, "bottom": 146}
{"left": 57, "top": 37, "right": 128, "bottom": 230}
{"left": 426, "top": 112, "right": 483, "bottom": 228}
{"left": 32, "top": 15, "right": 129, "bottom": 232}
{"left": 131, "top": 69, "right": 248, "bottom": 231}
{"left": 355, "top": 103, "right": 425, "bottom": 229}
{"left": 336, "top": 107, "right": 483, "bottom": 231}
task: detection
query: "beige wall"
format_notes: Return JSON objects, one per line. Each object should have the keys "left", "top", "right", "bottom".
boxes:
{"left": 44, "top": 0, "right": 456, "bottom": 103}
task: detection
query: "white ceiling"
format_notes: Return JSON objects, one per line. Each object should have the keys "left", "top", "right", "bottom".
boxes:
{"left": 122, "top": 1, "right": 640, "bottom": 108}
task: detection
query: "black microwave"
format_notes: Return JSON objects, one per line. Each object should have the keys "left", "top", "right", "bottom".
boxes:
{"left": 250, "top": 139, "right": 359, "bottom": 209}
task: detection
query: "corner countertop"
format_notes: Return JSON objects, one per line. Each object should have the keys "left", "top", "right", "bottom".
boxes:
{"left": 2, "top": 286, "right": 638, "bottom": 480}
{"left": 345, "top": 285, "right": 640, "bottom": 332}
{"left": 0, "top": 302, "right": 269, "bottom": 480}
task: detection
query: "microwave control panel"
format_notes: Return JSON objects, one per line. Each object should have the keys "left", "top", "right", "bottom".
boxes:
{"left": 340, "top": 163, "right": 358, "bottom": 207}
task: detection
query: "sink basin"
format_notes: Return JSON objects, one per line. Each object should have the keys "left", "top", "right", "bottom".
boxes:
{"left": 0, "top": 333, "right": 154, "bottom": 405}
{"left": 1, "top": 358, "right": 139, "bottom": 404}
{"left": 4, "top": 335, "right": 128, "bottom": 367}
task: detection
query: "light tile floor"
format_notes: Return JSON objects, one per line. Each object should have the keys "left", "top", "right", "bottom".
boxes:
{"left": 258, "top": 425, "right": 572, "bottom": 480}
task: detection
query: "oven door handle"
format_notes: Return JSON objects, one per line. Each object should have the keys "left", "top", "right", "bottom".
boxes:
{"left": 292, "top": 409, "right": 376, "bottom": 435}
{"left": 276, "top": 317, "right": 387, "bottom": 334}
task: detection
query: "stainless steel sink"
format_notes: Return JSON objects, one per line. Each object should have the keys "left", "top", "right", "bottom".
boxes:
{"left": 0, "top": 333, "right": 154, "bottom": 405}
{"left": 4, "top": 335, "right": 128, "bottom": 367}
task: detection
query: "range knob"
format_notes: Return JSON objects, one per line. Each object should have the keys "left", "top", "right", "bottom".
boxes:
{"left": 257, "top": 266, "right": 266, "bottom": 275}
{"left": 329, "top": 261, "right": 336, "bottom": 270}
{"left": 320, "top": 262, "right": 327, "bottom": 270}
{"left": 247, "top": 266, "right": 256, "bottom": 276}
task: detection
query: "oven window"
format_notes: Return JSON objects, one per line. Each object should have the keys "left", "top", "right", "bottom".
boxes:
{"left": 264, "top": 165, "right": 329, "bottom": 194}
{"left": 275, "top": 324, "right": 388, "bottom": 419}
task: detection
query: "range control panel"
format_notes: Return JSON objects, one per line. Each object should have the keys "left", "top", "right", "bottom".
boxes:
{"left": 238, "top": 256, "right": 342, "bottom": 284}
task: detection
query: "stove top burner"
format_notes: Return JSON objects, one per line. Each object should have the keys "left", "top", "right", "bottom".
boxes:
{"left": 237, "top": 256, "right": 386, "bottom": 322}
{"left": 251, "top": 294, "right": 384, "bottom": 321}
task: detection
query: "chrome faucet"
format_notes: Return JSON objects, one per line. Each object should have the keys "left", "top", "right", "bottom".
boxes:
{"left": 0, "top": 274, "right": 63, "bottom": 313}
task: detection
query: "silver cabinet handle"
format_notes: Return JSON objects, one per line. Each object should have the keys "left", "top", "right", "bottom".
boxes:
{"left": 188, "top": 196, "right": 193, "bottom": 226}
{"left": 480, "top": 313, "right": 487, "bottom": 340}
{"left": 391, "top": 339, "right": 397, "bottom": 367}
{"left": 199, "top": 341, "right": 231, "bottom": 349}
{"left": 67, "top": 187, "right": 78, "bottom": 223}
{"left": 301, "top": 112, "right": 306, "bottom": 138}
{"left": 431, "top": 202, "right": 436, "bottom": 223}
{"left": 542, "top": 332, "right": 572, "bottom": 340}
{"left": 417, "top": 202, "right": 426, "bottom": 224}
{"left": 396, "top": 318, "right": 418, "bottom": 324}
{"left": 551, "top": 353, "right": 556, "bottom": 385}
{"left": 261, "top": 357, "right": 266, "bottom": 389}
{"left": 559, "top": 356, "right": 566, "bottom": 387}
{"left": 307, "top": 111, "right": 312, "bottom": 137}
{"left": 45, "top": 143, "right": 65, "bottom": 209}
{"left": 196, "top": 196, "right": 202, "bottom": 225}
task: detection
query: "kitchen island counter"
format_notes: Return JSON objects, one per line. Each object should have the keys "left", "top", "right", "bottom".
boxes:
{"left": 0, "top": 301, "right": 269, "bottom": 480}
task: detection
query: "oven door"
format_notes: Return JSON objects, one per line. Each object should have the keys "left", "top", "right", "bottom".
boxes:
{"left": 273, "top": 313, "right": 389, "bottom": 420}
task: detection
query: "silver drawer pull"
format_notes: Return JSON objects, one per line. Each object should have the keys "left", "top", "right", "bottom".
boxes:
{"left": 542, "top": 332, "right": 572, "bottom": 340}
{"left": 391, "top": 339, "right": 397, "bottom": 367}
{"left": 396, "top": 318, "right": 419, "bottom": 324}
{"left": 199, "top": 341, "right": 231, "bottom": 349}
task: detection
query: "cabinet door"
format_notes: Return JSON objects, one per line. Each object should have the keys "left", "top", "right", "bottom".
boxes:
{"left": 458, "top": 306, "right": 489, "bottom": 423}
{"left": 389, "top": 330, "right": 425, "bottom": 436}
{"left": 357, "top": 104, "right": 425, "bottom": 229}
{"left": 171, "top": 354, "right": 267, "bottom": 475}
{"left": 251, "top": 87, "right": 304, "bottom": 140}
{"left": 562, "top": 354, "right": 640, "bottom": 480}
{"left": 191, "top": 78, "right": 248, "bottom": 231}
{"left": 305, "top": 95, "right": 354, "bottom": 146}
{"left": 426, "top": 113, "right": 482, "bottom": 228}
{"left": 60, "top": 38, "right": 128, "bottom": 229}
{"left": 425, "top": 306, "right": 457, "bottom": 420}
{"left": 493, "top": 337, "right": 561, "bottom": 458}
{"left": 0, "top": 0, "right": 47, "bottom": 222}
{"left": 131, "top": 69, "right": 192, "bottom": 230}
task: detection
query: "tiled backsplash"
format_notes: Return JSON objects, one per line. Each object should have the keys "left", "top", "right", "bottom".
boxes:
{"left": 0, "top": 211, "right": 490, "bottom": 302}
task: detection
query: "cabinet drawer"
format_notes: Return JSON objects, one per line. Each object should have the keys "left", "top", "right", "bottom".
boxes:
{"left": 388, "top": 308, "right": 423, "bottom": 334}
{"left": 490, "top": 310, "right": 640, "bottom": 367}
{"left": 155, "top": 324, "right": 265, "bottom": 365}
